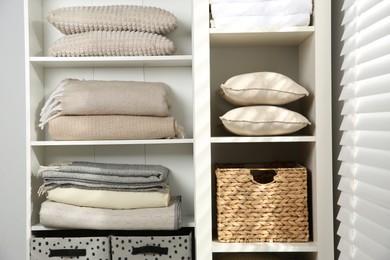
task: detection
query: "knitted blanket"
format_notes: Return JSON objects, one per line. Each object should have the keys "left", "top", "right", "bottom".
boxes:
{"left": 47, "top": 187, "right": 170, "bottom": 209}
{"left": 47, "top": 115, "right": 183, "bottom": 141}
{"left": 46, "top": 5, "right": 178, "bottom": 35}
{"left": 40, "top": 196, "right": 181, "bottom": 230}
{"left": 38, "top": 161, "right": 170, "bottom": 195}
{"left": 39, "top": 78, "right": 170, "bottom": 129}
{"left": 49, "top": 30, "right": 176, "bottom": 57}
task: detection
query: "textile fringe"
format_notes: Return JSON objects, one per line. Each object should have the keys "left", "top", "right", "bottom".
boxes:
{"left": 39, "top": 79, "right": 69, "bottom": 129}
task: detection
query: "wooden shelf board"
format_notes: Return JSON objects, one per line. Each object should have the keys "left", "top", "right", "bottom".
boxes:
{"left": 211, "top": 136, "right": 316, "bottom": 143}
{"left": 210, "top": 26, "right": 315, "bottom": 47}
{"left": 31, "top": 139, "right": 194, "bottom": 146}
{"left": 30, "top": 55, "right": 193, "bottom": 67}
{"left": 212, "top": 240, "right": 318, "bottom": 253}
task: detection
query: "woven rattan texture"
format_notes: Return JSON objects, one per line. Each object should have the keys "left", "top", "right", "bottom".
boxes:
{"left": 215, "top": 163, "right": 309, "bottom": 243}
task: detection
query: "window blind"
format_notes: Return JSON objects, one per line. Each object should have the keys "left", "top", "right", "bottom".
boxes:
{"left": 338, "top": 1, "right": 390, "bottom": 260}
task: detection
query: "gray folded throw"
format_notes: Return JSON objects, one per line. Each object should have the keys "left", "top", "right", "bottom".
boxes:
{"left": 40, "top": 196, "right": 182, "bottom": 230}
{"left": 40, "top": 161, "right": 170, "bottom": 178}
{"left": 47, "top": 5, "right": 178, "bottom": 35}
{"left": 49, "top": 30, "right": 176, "bottom": 57}
{"left": 38, "top": 161, "right": 170, "bottom": 195}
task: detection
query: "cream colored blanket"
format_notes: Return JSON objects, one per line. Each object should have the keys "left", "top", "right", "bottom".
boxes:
{"left": 47, "top": 187, "right": 170, "bottom": 209}
{"left": 40, "top": 196, "right": 181, "bottom": 230}
{"left": 39, "top": 79, "right": 170, "bottom": 129}
{"left": 48, "top": 115, "right": 183, "bottom": 140}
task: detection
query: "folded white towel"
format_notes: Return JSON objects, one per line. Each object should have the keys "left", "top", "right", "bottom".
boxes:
{"left": 211, "top": 13, "right": 311, "bottom": 29}
{"left": 211, "top": 0, "right": 313, "bottom": 17}
{"left": 210, "top": 0, "right": 278, "bottom": 3}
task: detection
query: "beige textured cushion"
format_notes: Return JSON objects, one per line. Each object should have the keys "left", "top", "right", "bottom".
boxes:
{"left": 220, "top": 106, "right": 310, "bottom": 136}
{"left": 49, "top": 31, "right": 176, "bottom": 57}
{"left": 220, "top": 72, "right": 309, "bottom": 105}
{"left": 46, "top": 5, "right": 178, "bottom": 35}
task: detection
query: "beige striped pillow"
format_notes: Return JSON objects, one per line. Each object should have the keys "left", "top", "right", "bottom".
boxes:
{"left": 49, "top": 30, "right": 176, "bottom": 57}
{"left": 46, "top": 5, "right": 178, "bottom": 35}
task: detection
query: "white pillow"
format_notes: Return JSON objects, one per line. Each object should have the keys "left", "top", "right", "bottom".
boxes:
{"left": 219, "top": 72, "right": 309, "bottom": 106}
{"left": 220, "top": 106, "right": 310, "bottom": 136}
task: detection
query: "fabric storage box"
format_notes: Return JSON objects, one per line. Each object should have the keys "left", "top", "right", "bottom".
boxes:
{"left": 30, "top": 236, "right": 110, "bottom": 260}
{"left": 215, "top": 162, "right": 309, "bottom": 243}
{"left": 111, "top": 229, "right": 193, "bottom": 260}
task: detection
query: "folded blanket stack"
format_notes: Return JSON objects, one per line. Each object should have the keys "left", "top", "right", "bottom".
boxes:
{"left": 37, "top": 161, "right": 182, "bottom": 230}
{"left": 39, "top": 78, "right": 184, "bottom": 140}
{"left": 210, "top": 0, "right": 313, "bottom": 29}
{"left": 46, "top": 5, "right": 178, "bottom": 56}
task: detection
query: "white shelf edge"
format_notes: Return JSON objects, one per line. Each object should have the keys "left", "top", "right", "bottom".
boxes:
{"left": 210, "top": 26, "right": 315, "bottom": 47}
{"left": 211, "top": 136, "right": 316, "bottom": 143}
{"left": 31, "top": 216, "right": 195, "bottom": 231}
{"left": 30, "top": 55, "right": 193, "bottom": 67}
{"left": 212, "top": 240, "right": 318, "bottom": 253}
{"left": 31, "top": 139, "right": 194, "bottom": 146}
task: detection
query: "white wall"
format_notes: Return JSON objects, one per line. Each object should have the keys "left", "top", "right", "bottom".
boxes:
{"left": 0, "top": 1, "right": 27, "bottom": 259}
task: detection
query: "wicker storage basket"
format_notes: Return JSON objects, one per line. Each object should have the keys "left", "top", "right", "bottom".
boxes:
{"left": 215, "top": 162, "right": 309, "bottom": 243}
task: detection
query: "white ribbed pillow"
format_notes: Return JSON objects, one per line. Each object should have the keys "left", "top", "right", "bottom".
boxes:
{"left": 49, "top": 31, "right": 176, "bottom": 57}
{"left": 219, "top": 72, "right": 309, "bottom": 106}
{"left": 46, "top": 5, "right": 178, "bottom": 35}
{"left": 220, "top": 106, "right": 310, "bottom": 136}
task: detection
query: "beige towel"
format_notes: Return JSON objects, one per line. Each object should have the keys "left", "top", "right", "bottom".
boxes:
{"left": 48, "top": 115, "right": 184, "bottom": 140}
{"left": 49, "top": 30, "right": 176, "bottom": 57}
{"left": 39, "top": 79, "right": 170, "bottom": 128}
{"left": 47, "top": 5, "right": 178, "bottom": 35}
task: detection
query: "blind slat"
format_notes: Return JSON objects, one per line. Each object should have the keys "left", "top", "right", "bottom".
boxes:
{"left": 340, "top": 112, "right": 390, "bottom": 131}
{"left": 340, "top": 74, "right": 390, "bottom": 100}
{"left": 338, "top": 1, "right": 390, "bottom": 258}
{"left": 340, "top": 131, "right": 390, "bottom": 150}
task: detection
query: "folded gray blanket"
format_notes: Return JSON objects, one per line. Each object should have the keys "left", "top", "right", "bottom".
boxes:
{"left": 39, "top": 161, "right": 169, "bottom": 179}
{"left": 38, "top": 161, "right": 169, "bottom": 195}
{"left": 40, "top": 196, "right": 181, "bottom": 230}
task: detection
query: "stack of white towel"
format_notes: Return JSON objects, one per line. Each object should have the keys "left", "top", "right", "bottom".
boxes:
{"left": 210, "top": 0, "right": 313, "bottom": 29}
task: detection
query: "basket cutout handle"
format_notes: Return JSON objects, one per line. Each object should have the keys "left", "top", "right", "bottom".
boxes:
{"left": 49, "top": 249, "right": 86, "bottom": 257}
{"left": 250, "top": 169, "right": 276, "bottom": 184}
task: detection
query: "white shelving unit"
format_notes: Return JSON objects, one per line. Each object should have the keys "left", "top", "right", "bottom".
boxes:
{"left": 25, "top": 0, "right": 333, "bottom": 259}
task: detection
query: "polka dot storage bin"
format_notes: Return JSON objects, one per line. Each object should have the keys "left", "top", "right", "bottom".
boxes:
{"left": 111, "top": 231, "right": 192, "bottom": 260}
{"left": 30, "top": 236, "right": 110, "bottom": 260}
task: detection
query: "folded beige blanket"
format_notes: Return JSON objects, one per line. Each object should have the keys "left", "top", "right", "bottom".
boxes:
{"left": 47, "top": 187, "right": 170, "bottom": 209}
{"left": 40, "top": 196, "right": 181, "bottom": 230}
{"left": 39, "top": 79, "right": 170, "bottom": 129}
{"left": 47, "top": 5, "right": 178, "bottom": 35}
{"left": 49, "top": 30, "right": 176, "bottom": 57}
{"left": 48, "top": 115, "right": 184, "bottom": 140}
